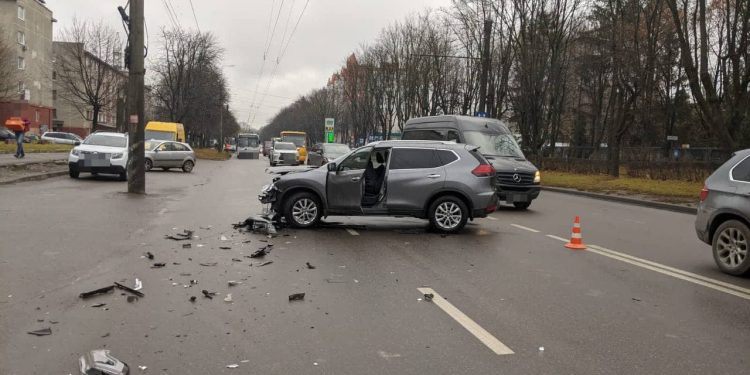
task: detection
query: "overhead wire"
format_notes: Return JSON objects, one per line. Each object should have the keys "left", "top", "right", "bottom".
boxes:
{"left": 188, "top": 0, "right": 201, "bottom": 32}
{"left": 245, "top": 0, "right": 286, "bottom": 123}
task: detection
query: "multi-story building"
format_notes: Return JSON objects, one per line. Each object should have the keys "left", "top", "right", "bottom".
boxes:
{"left": 52, "top": 41, "right": 126, "bottom": 137}
{"left": 0, "top": 0, "right": 54, "bottom": 135}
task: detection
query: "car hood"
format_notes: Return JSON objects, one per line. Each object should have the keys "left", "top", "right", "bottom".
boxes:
{"left": 274, "top": 149, "right": 298, "bottom": 154}
{"left": 74, "top": 144, "right": 127, "bottom": 153}
{"left": 266, "top": 165, "right": 317, "bottom": 175}
{"left": 487, "top": 156, "right": 537, "bottom": 173}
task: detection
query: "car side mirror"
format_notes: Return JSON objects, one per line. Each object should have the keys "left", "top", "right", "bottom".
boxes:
{"left": 327, "top": 162, "right": 337, "bottom": 172}
{"left": 74, "top": 141, "right": 81, "bottom": 146}
{"left": 154, "top": 149, "right": 159, "bottom": 153}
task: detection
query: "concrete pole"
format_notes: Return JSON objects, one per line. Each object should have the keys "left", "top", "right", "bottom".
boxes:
{"left": 127, "top": 0, "right": 145, "bottom": 193}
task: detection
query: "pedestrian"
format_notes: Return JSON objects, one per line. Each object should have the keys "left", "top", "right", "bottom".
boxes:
{"left": 14, "top": 121, "right": 28, "bottom": 159}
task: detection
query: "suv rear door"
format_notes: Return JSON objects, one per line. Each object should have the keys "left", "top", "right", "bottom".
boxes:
{"left": 385, "top": 147, "right": 445, "bottom": 212}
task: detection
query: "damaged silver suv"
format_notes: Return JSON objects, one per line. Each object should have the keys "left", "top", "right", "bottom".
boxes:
{"left": 259, "top": 140, "right": 498, "bottom": 233}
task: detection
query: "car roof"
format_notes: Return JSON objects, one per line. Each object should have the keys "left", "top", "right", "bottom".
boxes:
{"left": 404, "top": 115, "right": 511, "bottom": 134}
{"left": 365, "top": 140, "right": 467, "bottom": 149}
{"left": 90, "top": 132, "right": 127, "bottom": 137}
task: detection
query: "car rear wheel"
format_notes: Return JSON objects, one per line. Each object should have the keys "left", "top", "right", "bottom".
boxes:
{"left": 145, "top": 159, "right": 153, "bottom": 172}
{"left": 118, "top": 170, "right": 127, "bottom": 181}
{"left": 284, "top": 192, "right": 321, "bottom": 228}
{"left": 513, "top": 202, "right": 531, "bottom": 210}
{"left": 429, "top": 196, "right": 468, "bottom": 234}
{"left": 69, "top": 167, "right": 79, "bottom": 179}
{"left": 182, "top": 160, "right": 194, "bottom": 173}
{"left": 712, "top": 220, "right": 750, "bottom": 276}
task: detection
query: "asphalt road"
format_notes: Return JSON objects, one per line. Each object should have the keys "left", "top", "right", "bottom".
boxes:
{"left": 1, "top": 156, "right": 749, "bottom": 374}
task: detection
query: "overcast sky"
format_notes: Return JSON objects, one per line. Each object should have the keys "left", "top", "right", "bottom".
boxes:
{"left": 46, "top": 0, "right": 451, "bottom": 129}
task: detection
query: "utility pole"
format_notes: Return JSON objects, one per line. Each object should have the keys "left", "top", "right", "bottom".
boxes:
{"left": 478, "top": 19, "right": 493, "bottom": 115}
{"left": 126, "top": 0, "right": 145, "bottom": 193}
{"left": 218, "top": 101, "right": 224, "bottom": 152}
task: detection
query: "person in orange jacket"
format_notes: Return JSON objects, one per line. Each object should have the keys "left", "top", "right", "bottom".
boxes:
{"left": 13, "top": 121, "right": 28, "bottom": 159}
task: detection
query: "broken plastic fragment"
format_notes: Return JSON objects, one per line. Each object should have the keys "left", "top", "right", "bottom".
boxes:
{"left": 539, "top": 347, "right": 545, "bottom": 351}
{"left": 220, "top": 235, "right": 229, "bottom": 241}
{"left": 306, "top": 262, "right": 316, "bottom": 269}
{"left": 288, "top": 293, "right": 305, "bottom": 301}
{"left": 224, "top": 293, "right": 233, "bottom": 303}
{"left": 114, "top": 282, "right": 145, "bottom": 297}
{"left": 91, "top": 303, "right": 106, "bottom": 308}
{"left": 27, "top": 327, "right": 52, "bottom": 336}
{"left": 199, "top": 262, "right": 218, "bottom": 267}
{"left": 189, "top": 296, "right": 197, "bottom": 303}
{"left": 249, "top": 248, "right": 267, "bottom": 258}
{"left": 423, "top": 293, "right": 434, "bottom": 302}
{"left": 220, "top": 246, "right": 232, "bottom": 250}
{"left": 127, "top": 296, "right": 138, "bottom": 303}
{"left": 151, "top": 262, "right": 166, "bottom": 268}
{"left": 202, "top": 290, "right": 216, "bottom": 299}
{"left": 182, "top": 243, "right": 192, "bottom": 249}
{"left": 258, "top": 261, "right": 273, "bottom": 267}
{"left": 133, "top": 278, "right": 143, "bottom": 291}
{"left": 138, "top": 365, "right": 147, "bottom": 371}
{"left": 145, "top": 252, "right": 154, "bottom": 260}
{"left": 79, "top": 285, "right": 115, "bottom": 299}
{"left": 227, "top": 281, "right": 241, "bottom": 287}
{"left": 226, "top": 364, "right": 239, "bottom": 369}
{"left": 79, "top": 350, "right": 129, "bottom": 375}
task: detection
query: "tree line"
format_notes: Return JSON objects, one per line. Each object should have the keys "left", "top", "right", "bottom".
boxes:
{"left": 261, "top": 0, "right": 749, "bottom": 176}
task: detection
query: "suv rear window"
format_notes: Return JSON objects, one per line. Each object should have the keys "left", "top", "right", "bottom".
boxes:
{"left": 731, "top": 156, "right": 750, "bottom": 182}
{"left": 390, "top": 148, "right": 439, "bottom": 169}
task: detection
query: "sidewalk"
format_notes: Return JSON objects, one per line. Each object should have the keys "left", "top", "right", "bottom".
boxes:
{"left": 0, "top": 152, "right": 69, "bottom": 167}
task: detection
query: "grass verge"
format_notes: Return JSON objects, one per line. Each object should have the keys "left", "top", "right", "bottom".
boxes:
{"left": 194, "top": 149, "right": 232, "bottom": 161}
{"left": 0, "top": 143, "right": 73, "bottom": 154}
{"left": 542, "top": 171, "right": 703, "bottom": 203}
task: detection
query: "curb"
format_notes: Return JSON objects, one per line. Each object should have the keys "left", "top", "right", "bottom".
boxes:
{"left": 0, "top": 170, "right": 68, "bottom": 186}
{"left": 0, "top": 159, "right": 67, "bottom": 168}
{"left": 542, "top": 186, "right": 697, "bottom": 215}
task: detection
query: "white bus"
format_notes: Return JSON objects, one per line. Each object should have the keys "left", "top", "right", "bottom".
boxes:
{"left": 237, "top": 133, "right": 261, "bottom": 159}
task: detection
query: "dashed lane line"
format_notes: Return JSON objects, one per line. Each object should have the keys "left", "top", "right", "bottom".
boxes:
{"left": 417, "top": 288, "right": 514, "bottom": 355}
{"left": 546, "top": 234, "right": 568, "bottom": 242}
{"left": 510, "top": 223, "right": 540, "bottom": 233}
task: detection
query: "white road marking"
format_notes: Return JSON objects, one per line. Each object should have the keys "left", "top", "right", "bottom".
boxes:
{"left": 546, "top": 234, "right": 568, "bottom": 242}
{"left": 486, "top": 216, "right": 498, "bottom": 221}
{"left": 417, "top": 288, "right": 514, "bottom": 355}
{"left": 511, "top": 224, "right": 540, "bottom": 233}
{"left": 346, "top": 228, "right": 360, "bottom": 236}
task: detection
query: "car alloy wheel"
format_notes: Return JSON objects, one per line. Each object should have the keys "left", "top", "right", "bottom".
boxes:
{"left": 145, "top": 158, "right": 153, "bottom": 171}
{"left": 292, "top": 198, "right": 318, "bottom": 226}
{"left": 183, "top": 160, "right": 194, "bottom": 173}
{"left": 713, "top": 220, "right": 750, "bottom": 276}
{"left": 435, "top": 201, "right": 462, "bottom": 230}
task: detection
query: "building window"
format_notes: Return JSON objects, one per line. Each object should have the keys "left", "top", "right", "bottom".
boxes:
{"left": 35, "top": 110, "right": 39, "bottom": 122}
{"left": 52, "top": 90, "right": 57, "bottom": 100}
{"left": 52, "top": 71, "right": 56, "bottom": 80}
{"left": 17, "top": 31, "right": 25, "bottom": 46}
{"left": 18, "top": 81, "right": 25, "bottom": 93}
{"left": 52, "top": 109, "right": 57, "bottom": 119}
{"left": 17, "top": 57, "right": 25, "bottom": 70}
{"left": 18, "top": 6, "right": 25, "bottom": 21}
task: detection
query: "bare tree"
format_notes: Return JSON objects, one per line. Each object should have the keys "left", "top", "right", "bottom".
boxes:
{"left": 55, "top": 19, "right": 126, "bottom": 131}
{"left": 0, "top": 26, "right": 17, "bottom": 100}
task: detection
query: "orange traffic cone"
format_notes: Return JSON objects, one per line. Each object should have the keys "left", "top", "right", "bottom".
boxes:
{"left": 564, "top": 216, "right": 587, "bottom": 250}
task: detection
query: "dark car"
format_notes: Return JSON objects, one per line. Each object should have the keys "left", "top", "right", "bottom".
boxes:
{"left": 402, "top": 115, "right": 540, "bottom": 209}
{"left": 0, "top": 127, "right": 16, "bottom": 141}
{"left": 259, "top": 140, "right": 498, "bottom": 233}
{"left": 695, "top": 149, "right": 750, "bottom": 276}
{"left": 307, "top": 143, "right": 352, "bottom": 166}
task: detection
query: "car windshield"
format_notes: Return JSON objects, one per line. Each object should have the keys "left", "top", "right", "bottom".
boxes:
{"left": 463, "top": 131, "right": 525, "bottom": 158}
{"left": 282, "top": 135, "right": 306, "bottom": 147}
{"left": 275, "top": 142, "right": 296, "bottom": 150}
{"left": 144, "top": 141, "right": 161, "bottom": 151}
{"left": 323, "top": 144, "right": 351, "bottom": 156}
{"left": 84, "top": 134, "right": 127, "bottom": 148}
{"left": 145, "top": 130, "right": 174, "bottom": 141}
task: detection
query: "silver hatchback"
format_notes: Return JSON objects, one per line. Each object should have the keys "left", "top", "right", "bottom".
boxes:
{"left": 144, "top": 140, "right": 196, "bottom": 173}
{"left": 259, "top": 140, "right": 498, "bottom": 233}
{"left": 695, "top": 149, "right": 750, "bottom": 275}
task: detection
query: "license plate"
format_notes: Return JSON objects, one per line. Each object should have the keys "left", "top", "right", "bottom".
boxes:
{"left": 506, "top": 194, "right": 524, "bottom": 203}
{"left": 83, "top": 154, "right": 109, "bottom": 167}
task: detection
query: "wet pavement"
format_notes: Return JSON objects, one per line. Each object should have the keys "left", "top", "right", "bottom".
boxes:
{"left": 1, "top": 156, "right": 749, "bottom": 374}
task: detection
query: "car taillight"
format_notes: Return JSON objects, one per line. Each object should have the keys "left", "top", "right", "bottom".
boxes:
{"left": 700, "top": 185, "right": 709, "bottom": 201}
{"left": 472, "top": 164, "right": 495, "bottom": 177}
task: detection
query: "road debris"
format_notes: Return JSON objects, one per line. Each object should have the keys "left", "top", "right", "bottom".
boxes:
{"left": 226, "top": 364, "right": 239, "bottom": 369}
{"left": 133, "top": 278, "right": 143, "bottom": 291}
{"left": 202, "top": 290, "right": 216, "bottom": 299}
{"left": 182, "top": 243, "right": 192, "bottom": 249}
{"left": 190, "top": 296, "right": 197, "bottom": 303}
{"left": 539, "top": 347, "right": 545, "bottom": 351}
{"left": 138, "top": 365, "right": 148, "bottom": 371}
{"left": 79, "top": 350, "right": 129, "bottom": 375}
{"left": 101, "top": 332, "right": 110, "bottom": 338}
{"left": 258, "top": 261, "right": 273, "bottom": 267}
{"left": 224, "top": 293, "right": 233, "bottom": 303}
{"left": 115, "top": 282, "right": 145, "bottom": 297}
{"left": 127, "top": 296, "right": 138, "bottom": 303}
{"left": 423, "top": 293, "right": 434, "bottom": 302}
{"left": 190, "top": 280, "right": 199, "bottom": 285}
{"left": 220, "top": 246, "right": 232, "bottom": 250}
{"left": 27, "top": 328, "right": 52, "bottom": 336}
{"left": 200, "top": 225, "right": 213, "bottom": 230}
{"left": 288, "top": 293, "right": 305, "bottom": 301}
{"left": 91, "top": 303, "right": 106, "bottom": 308}
{"left": 228, "top": 281, "right": 242, "bottom": 287}
{"left": 145, "top": 252, "right": 154, "bottom": 260}
{"left": 220, "top": 235, "right": 229, "bottom": 241}
{"left": 199, "top": 262, "right": 218, "bottom": 267}
{"left": 151, "top": 262, "right": 166, "bottom": 268}
{"left": 232, "top": 258, "right": 242, "bottom": 262}
{"left": 165, "top": 229, "right": 193, "bottom": 241}
{"left": 79, "top": 285, "right": 115, "bottom": 299}
{"left": 250, "top": 245, "right": 272, "bottom": 258}
{"left": 306, "top": 262, "right": 316, "bottom": 269}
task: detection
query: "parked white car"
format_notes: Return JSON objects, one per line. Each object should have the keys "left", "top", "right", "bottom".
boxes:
{"left": 68, "top": 132, "right": 129, "bottom": 181}
{"left": 42, "top": 131, "right": 83, "bottom": 145}
{"left": 270, "top": 142, "right": 299, "bottom": 166}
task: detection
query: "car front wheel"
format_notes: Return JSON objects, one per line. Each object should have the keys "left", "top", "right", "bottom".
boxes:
{"left": 69, "top": 167, "right": 79, "bottom": 179}
{"left": 713, "top": 220, "right": 750, "bottom": 276}
{"left": 283, "top": 192, "right": 321, "bottom": 228}
{"left": 429, "top": 196, "right": 468, "bottom": 234}
{"left": 145, "top": 158, "right": 153, "bottom": 172}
